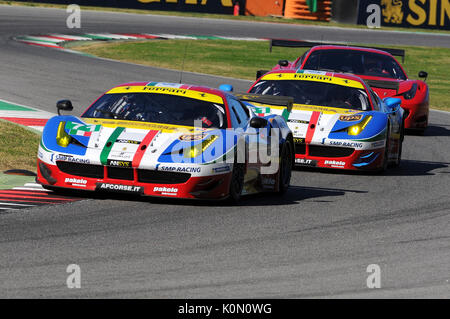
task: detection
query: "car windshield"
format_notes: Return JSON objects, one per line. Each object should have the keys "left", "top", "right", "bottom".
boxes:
{"left": 82, "top": 92, "right": 227, "bottom": 129}
{"left": 302, "top": 49, "right": 407, "bottom": 80}
{"left": 249, "top": 80, "right": 371, "bottom": 111}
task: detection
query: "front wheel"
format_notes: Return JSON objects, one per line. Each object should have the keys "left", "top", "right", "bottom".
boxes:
{"left": 278, "top": 140, "right": 293, "bottom": 194}
{"left": 392, "top": 122, "right": 404, "bottom": 168}
{"left": 227, "top": 162, "right": 245, "bottom": 204}
{"left": 379, "top": 125, "right": 391, "bottom": 173}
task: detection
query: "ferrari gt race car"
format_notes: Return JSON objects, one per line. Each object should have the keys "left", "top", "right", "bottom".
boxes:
{"left": 224, "top": 70, "right": 405, "bottom": 172}
{"left": 36, "top": 82, "right": 294, "bottom": 202}
{"left": 259, "top": 39, "right": 429, "bottom": 132}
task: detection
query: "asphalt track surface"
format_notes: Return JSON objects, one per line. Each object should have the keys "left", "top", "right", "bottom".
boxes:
{"left": 0, "top": 5, "right": 449, "bottom": 298}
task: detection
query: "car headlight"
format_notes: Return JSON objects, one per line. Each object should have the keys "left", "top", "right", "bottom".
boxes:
{"left": 347, "top": 116, "right": 372, "bottom": 136}
{"left": 183, "top": 135, "right": 218, "bottom": 158}
{"left": 402, "top": 83, "right": 417, "bottom": 100}
{"left": 56, "top": 122, "right": 71, "bottom": 147}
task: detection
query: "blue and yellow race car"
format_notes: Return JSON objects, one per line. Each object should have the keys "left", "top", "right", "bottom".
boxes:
{"left": 226, "top": 70, "right": 404, "bottom": 172}
{"left": 36, "top": 82, "right": 294, "bottom": 202}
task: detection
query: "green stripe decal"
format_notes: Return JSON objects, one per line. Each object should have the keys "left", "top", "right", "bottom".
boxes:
{"left": 0, "top": 100, "right": 36, "bottom": 111}
{"left": 100, "top": 127, "right": 125, "bottom": 165}
{"left": 281, "top": 109, "right": 290, "bottom": 121}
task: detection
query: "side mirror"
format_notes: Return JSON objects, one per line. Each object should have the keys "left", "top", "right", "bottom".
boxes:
{"left": 383, "top": 97, "right": 401, "bottom": 114}
{"left": 219, "top": 84, "right": 233, "bottom": 92}
{"left": 418, "top": 71, "right": 428, "bottom": 81}
{"left": 56, "top": 100, "right": 73, "bottom": 115}
{"left": 278, "top": 60, "right": 289, "bottom": 67}
{"left": 249, "top": 117, "right": 268, "bottom": 129}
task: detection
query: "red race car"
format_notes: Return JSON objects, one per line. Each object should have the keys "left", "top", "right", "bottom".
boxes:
{"left": 258, "top": 39, "right": 429, "bottom": 133}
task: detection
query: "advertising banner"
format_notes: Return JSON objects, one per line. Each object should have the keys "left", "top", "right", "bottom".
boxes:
{"left": 357, "top": 0, "right": 450, "bottom": 30}
{"left": 13, "top": 0, "right": 244, "bottom": 15}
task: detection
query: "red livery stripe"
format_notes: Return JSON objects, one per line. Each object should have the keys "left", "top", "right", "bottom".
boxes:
{"left": 132, "top": 130, "right": 159, "bottom": 168}
{"left": 305, "top": 111, "right": 320, "bottom": 145}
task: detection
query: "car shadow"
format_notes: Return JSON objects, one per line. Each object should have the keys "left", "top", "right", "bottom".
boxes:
{"left": 406, "top": 124, "right": 450, "bottom": 137}
{"left": 384, "top": 159, "right": 450, "bottom": 176}
{"left": 294, "top": 159, "right": 449, "bottom": 177}
{"left": 58, "top": 184, "right": 367, "bottom": 207}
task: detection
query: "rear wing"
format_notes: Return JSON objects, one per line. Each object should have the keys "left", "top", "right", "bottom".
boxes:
{"left": 365, "top": 79, "right": 399, "bottom": 94}
{"left": 269, "top": 39, "right": 405, "bottom": 63}
{"left": 234, "top": 93, "right": 294, "bottom": 113}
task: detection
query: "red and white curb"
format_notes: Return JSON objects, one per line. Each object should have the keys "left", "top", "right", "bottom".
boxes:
{"left": 0, "top": 182, "right": 81, "bottom": 211}
{"left": 14, "top": 33, "right": 266, "bottom": 52}
{"left": 0, "top": 98, "right": 54, "bottom": 132}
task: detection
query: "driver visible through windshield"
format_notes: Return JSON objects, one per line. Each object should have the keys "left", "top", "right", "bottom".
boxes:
{"left": 250, "top": 80, "right": 371, "bottom": 111}
{"left": 82, "top": 92, "right": 228, "bottom": 129}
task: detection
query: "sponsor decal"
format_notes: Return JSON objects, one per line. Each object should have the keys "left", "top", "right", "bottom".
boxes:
{"left": 179, "top": 133, "right": 206, "bottom": 141}
{"left": 324, "top": 160, "right": 346, "bottom": 167}
{"left": 262, "top": 73, "right": 364, "bottom": 89}
{"left": 295, "top": 158, "right": 318, "bottom": 166}
{"left": 288, "top": 119, "right": 309, "bottom": 124}
{"left": 371, "top": 140, "right": 385, "bottom": 148}
{"left": 358, "top": 0, "right": 450, "bottom": 31}
{"left": 66, "top": 121, "right": 101, "bottom": 137}
{"left": 153, "top": 186, "right": 178, "bottom": 196}
{"left": 116, "top": 139, "right": 140, "bottom": 144}
{"left": 96, "top": 183, "right": 143, "bottom": 194}
{"left": 55, "top": 154, "right": 90, "bottom": 164}
{"left": 157, "top": 165, "right": 201, "bottom": 173}
{"left": 339, "top": 114, "right": 363, "bottom": 122}
{"left": 107, "top": 160, "right": 132, "bottom": 167}
{"left": 293, "top": 137, "right": 306, "bottom": 144}
{"left": 38, "top": 151, "right": 44, "bottom": 159}
{"left": 65, "top": 177, "right": 88, "bottom": 187}
{"left": 330, "top": 141, "right": 363, "bottom": 148}
{"left": 110, "top": 151, "right": 134, "bottom": 161}
{"left": 106, "top": 86, "right": 224, "bottom": 104}
{"left": 213, "top": 165, "right": 231, "bottom": 173}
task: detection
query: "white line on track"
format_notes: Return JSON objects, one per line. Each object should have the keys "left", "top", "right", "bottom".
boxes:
{"left": 12, "top": 187, "right": 48, "bottom": 192}
{"left": 0, "top": 202, "right": 35, "bottom": 207}
{"left": 0, "top": 207, "right": 19, "bottom": 210}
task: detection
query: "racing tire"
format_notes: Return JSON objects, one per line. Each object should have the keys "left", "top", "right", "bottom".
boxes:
{"left": 227, "top": 162, "right": 245, "bottom": 204}
{"left": 380, "top": 124, "right": 391, "bottom": 173}
{"left": 278, "top": 140, "right": 293, "bottom": 194}
{"left": 392, "top": 121, "right": 404, "bottom": 168}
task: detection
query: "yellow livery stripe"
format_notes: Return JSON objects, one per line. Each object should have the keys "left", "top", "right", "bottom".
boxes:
{"left": 250, "top": 101, "right": 358, "bottom": 115}
{"left": 83, "top": 118, "right": 210, "bottom": 133}
{"left": 261, "top": 73, "right": 364, "bottom": 89}
{"left": 106, "top": 86, "right": 224, "bottom": 104}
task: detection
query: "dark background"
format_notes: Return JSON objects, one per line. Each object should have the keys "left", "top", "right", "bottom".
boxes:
{"left": 12, "top": 0, "right": 247, "bottom": 14}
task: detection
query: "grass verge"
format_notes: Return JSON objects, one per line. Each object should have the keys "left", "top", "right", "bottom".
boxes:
{"left": 71, "top": 39, "right": 450, "bottom": 111}
{"left": 0, "top": 120, "right": 39, "bottom": 172}
{"left": 2, "top": 0, "right": 450, "bottom": 35}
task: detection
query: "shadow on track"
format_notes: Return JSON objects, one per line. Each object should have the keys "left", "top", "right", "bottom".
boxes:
{"left": 53, "top": 184, "right": 367, "bottom": 208}
{"left": 385, "top": 159, "right": 450, "bottom": 176}
{"left": 407, "top": 124, "right": 450, "bottom": 137}
{"left": 294, "top": 159, "right": 449, "bottom": 177}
